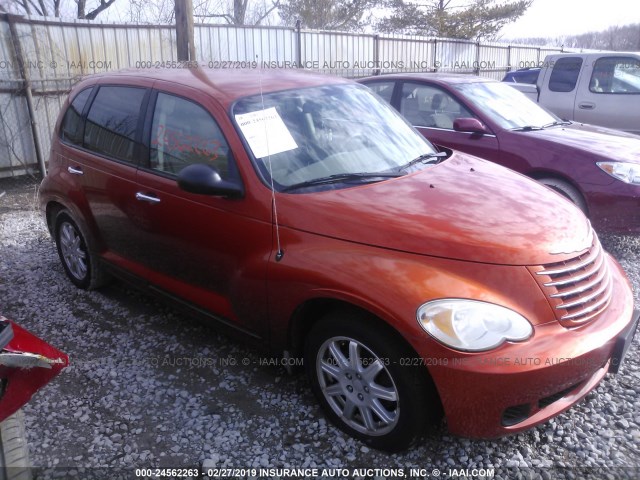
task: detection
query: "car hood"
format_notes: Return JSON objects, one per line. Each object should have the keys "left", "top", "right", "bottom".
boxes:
{"left": 277, "top": 153, "right": 593, "bottom": 265}
{"left": 520, "top": 123, "right": 640, "bottom": 163}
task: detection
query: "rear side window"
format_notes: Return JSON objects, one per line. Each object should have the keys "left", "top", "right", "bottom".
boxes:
{"left": 60, "top": 87, "right": 92, "bottom": 146}
{"left": 549, "top": 57, "right": 583, "bottom": 92}
{"left": 149, "top": 92, "right": 235, "bottom": 179}
{"left": 83, "top": 86, "right": 147, "bottom": 163}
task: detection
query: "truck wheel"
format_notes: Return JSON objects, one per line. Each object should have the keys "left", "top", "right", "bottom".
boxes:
{"left": 538, "top": 178, "right": 588, "bottom": 215}
{"left": 0, "top": 410, "right": 31, "bottom": 480}
{"left": 305, "top": 310, "right": 441, "bottom": 452}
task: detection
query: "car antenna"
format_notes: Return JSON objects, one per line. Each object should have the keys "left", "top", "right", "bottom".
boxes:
{"left": 258, "top": 56, "right": 284, "bottom": 262}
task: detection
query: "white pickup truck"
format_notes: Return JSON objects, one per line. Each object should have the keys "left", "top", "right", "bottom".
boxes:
{"left": 506, "top": 53, "right": 640, "bottom": 135}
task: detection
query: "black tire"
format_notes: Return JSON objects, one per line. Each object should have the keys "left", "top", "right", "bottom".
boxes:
{"left": 0, "top": 410, "right": 31, "bottom": 480}
{"left": 54, "top": 210, "right": 108, "bottom": 290}
{"left": 305, "top": 310, "right": 440, "bottom": 452}
{"left": 538, "top": 177, "right": 588, "bottom": 215}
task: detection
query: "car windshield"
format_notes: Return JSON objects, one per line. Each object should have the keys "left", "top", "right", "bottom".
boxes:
{"left": 453, "top": 81, "right": 560, "bottom": 130}
{"left": 233, "top": 83, "right": 438, "bottom": 192}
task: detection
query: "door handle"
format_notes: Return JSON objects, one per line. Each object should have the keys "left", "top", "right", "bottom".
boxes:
{"left": 578, "top": 102, "right": 595, "bottom": 110}
{"left": 67, "top": 166, "right": 83, "bottom": 175}
{"left": 135, "top": 192, "right": 161, "bottom": 204}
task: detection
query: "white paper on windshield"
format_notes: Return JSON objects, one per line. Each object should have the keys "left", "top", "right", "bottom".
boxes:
{"left": 235, "top": 107, "right": 298, "bottom": 158}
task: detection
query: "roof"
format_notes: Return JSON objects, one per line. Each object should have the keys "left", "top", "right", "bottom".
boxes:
{"left": 359, "top": 72, "right": 496, "bottom": 85}
{"left": 76, "top": 67, "right": 352, "bottom": 106}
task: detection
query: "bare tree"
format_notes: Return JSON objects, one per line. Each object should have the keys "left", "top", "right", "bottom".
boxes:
{"left": 195, "top": 0, "right": 281, "bottom": 25}
{"left": 127, "top": 0, "right": 279, "bottom": 26}
{"left": 76, "top": 0, "right": 117, "bottom": 19}
{"left": 519, "top": 23, "right": 640, "bottom": 52}
{"left": 3, "top": 0, "right": 116, "bottom": 19}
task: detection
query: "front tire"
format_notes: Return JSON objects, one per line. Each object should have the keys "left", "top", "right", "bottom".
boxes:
{"left": 305, "top": 311, "right": 440, "bottom": 451}
{"left": 538, "top": 177, "right": 588, "bottom": 215}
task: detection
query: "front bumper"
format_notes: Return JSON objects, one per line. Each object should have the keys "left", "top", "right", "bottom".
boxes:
{"left": 425, "top": 262, "right": 637, "bottom": 438}
{"left": 586, "top": 182, "right": 640, "bottom": 233}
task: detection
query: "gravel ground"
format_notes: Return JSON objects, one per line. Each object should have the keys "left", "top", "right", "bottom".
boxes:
{"left": 0, "top": 176, "right": 639, "bottom": 479}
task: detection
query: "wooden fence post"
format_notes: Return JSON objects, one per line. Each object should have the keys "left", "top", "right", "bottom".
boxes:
{"left": 175, "top": 0, "right": 195, "bottom": 61}
{"left": 6, "top": 14, "right": 45, "bottom": 177}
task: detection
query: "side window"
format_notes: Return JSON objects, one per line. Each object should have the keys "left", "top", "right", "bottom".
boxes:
{"left": 590, "top": 57, "right": 640, "bottom": 94}
{"left": 150, "top": 92, "right": 234, "bottom": 179}
{"left": 60, "top": 87, "right": 93, "bottom": 146}
{"left": 549, "top": 57, "right": 583, "bottom": 92}
{"left": 367, "top": 81, "right": 396, "bottom": 104}
{"left": 400, "top": 82, "right": 476, "bottom": 129}
{"left": 83, "top": 86, "right": 147, "bottom": 163}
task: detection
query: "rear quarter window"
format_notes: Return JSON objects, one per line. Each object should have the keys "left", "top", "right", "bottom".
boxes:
{"left": 60, "top": 87, "right": 93, "bottom": 146}
{"left": 590, "top": 57, "right": 640, "bottom": 94}
{"left": 83, "top": 86, "right": 147, "bottom": 163}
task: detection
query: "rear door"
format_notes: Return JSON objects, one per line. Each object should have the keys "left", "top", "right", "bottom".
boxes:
{"left": 574, "top": 55, "right": 640, "bottom": 134}
{"left": 61, "top": 82, "right": 150, "bottom": 258}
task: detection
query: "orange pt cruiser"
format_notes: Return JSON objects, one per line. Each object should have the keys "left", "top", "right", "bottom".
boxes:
{"left": 39, "top": 68, "right": 638, "bottom": 451}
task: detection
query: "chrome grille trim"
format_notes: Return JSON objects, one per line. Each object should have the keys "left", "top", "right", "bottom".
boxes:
{"left": 544, "top": 252, "right": 604, "bottom": 288}
{"left": 550, "top": 262, "right": 607, "bottom": 299}
{"left": 536, "top": 241, "right": 601, "bottom": 277}
{"left": 561, "top": 284, "right": 612, "bottom": 320}
{"left": 530, "top": 235, "right": 612, "bottom": 327}
{"left": 555, "top": 273, "right": 610, "bottom": 310}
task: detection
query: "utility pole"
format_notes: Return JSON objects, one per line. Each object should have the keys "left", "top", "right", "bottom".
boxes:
{"left": 175, "top": 0, "right": 195, "bottom": 61}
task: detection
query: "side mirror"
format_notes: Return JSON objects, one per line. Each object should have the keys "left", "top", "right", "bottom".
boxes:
{"left": 453, "top": 118, "right": 489, "bottom": 134}
{"left": 177, "top": 164, "right": 244, "bottom": 199}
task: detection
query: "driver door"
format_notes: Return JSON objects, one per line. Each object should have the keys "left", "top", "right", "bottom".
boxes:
{"left": 130, "top": 87, "right": 271, "bottom": 337}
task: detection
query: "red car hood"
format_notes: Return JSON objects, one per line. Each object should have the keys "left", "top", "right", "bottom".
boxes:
{"left": 521, "top": 123, "right": 640, "bottom": 163}
{"left": 277, "top": 153, "right": 593, "bottom": 265}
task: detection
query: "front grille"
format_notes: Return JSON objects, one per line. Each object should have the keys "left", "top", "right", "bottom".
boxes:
{"left": 538, "top": 383, "right": 579, "bottom": 409}
{"left": 501, "top": 404, "right": 531, "bottom": 427}
{"left": 529, "top": 237, "right": 612, "bottom": 328}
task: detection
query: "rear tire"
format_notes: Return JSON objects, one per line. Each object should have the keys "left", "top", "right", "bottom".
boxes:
{"left": 0, "top": 410, "right": 31, "bottom": 480}
{"left": 54, "top": 210, "right": 109, "bottom": 290}
{"left": 538, "top": 177, "right": 588, "bottom": 215}
{"left": 305, "top": 310, "right": 441, "bottom": 452}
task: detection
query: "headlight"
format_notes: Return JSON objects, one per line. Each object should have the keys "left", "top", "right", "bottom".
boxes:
{"left": 417, "top": 299, "right": 533, "bottom": 352}
{"left": 597, "top": 162, "right": 640, "bottom": 185}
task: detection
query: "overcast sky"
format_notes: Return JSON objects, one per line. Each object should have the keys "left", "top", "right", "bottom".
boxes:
{"left": 499, "top": 0, "right": 640, "bottom": 39}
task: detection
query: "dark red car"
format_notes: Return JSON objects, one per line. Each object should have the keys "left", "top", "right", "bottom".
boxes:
{"left": 39, "top": 68, "right": 638, "bottom": 451}
{"left": 359, "top": 73, "right": 640, "bottom": 233}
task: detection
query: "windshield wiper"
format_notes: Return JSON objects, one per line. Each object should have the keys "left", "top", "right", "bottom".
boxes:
{"left": 513, "top": 120, "right": 572, "bottom": 132}
{"left": 511, "top": 125, "right": 544, "bottom": 132}
{"left": 281, "top": 172, "right": 405, "bottom": 192}
{"left": 398, "top": 152, "right": 448, "bottom": 171}
{"left": 541, "top": 120, "right": 572, "bottom": 128}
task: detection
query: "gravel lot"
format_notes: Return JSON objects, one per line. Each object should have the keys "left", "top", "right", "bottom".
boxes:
{"left": 1, "top": 176, "right": 639, "bottom": 479}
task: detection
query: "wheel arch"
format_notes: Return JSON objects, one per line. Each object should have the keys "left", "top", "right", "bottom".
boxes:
{"left": 44, "top": 201, "right": 65, "bottom": 236}
{"left": 527, "top": 170, "right": 590, "bottom": 215}
{"left": 286, "top": 297, "right": 437, "bottom": 391}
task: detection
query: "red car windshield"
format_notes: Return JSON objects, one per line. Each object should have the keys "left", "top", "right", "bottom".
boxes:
{"left": 233, "top": 84, "right": 437, "bottom": 191}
